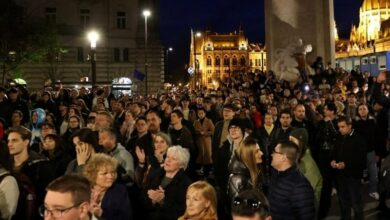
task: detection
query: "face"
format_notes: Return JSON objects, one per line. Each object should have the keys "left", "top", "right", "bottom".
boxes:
{"left": 95, "top": 115, "right": 110, "bottom": 130}
{"left": 338, "top": 121, "right": 352, "bottom": 136}
{"left": 72, "top": 137, "right": 91, "bottom": 154}
{"left": 255, "top": 144, "right": 263, "bottom": 164}
{"left": 125, "top": 112, "right": 133, "bottom": 122}
{"left": 68, "top": 109, "right": 76, "bottom": 117}
{"left": 98, "top": 132, "right": 115, "bottom": 149}
{"left": 279, "top": 113, "right": 292, "bottom": 128}
{"left": 147, "top": 113, "right": 161, "bottom": 133}
{"left": 229, "top": 126, "right": 243, "bottom": 140}
{"left": 170, "top": 113, "right": 181, "bottom": 125}
{"left": 271, "top": 144, "right": 285, "bottom": 170}
{"left": 294, "top": 105, "right": 305, "bottom": 121}
{"left": 264, "top": 115, "right": 273, "bottom": 126}
{"left": 68, "top": 117, "right": 79, "bottom": 129}
{"left": 43, "top": 137, "right": 56, "bottom": 151}
{"left": 136, "top": 119, "right": 148, "bottom": 134}
{"left": 223, "top": 108, "right": 235, "bottom": 120}
{"left": 164, "top": 151, "right": 182, "bottom": 173}
{"left": 358, "top": 105, "right": 369, "bottom": 118}
{"left": 12, "top": 112, "right": 22, "bottom": 123}
{"left": 186, "top": 188, "right": 210, "bottom": 218}
{"left": 197, "top": 110, "right": 206, "bottom": 119}
{"left": 7, "top": 132, "right": 29, "bottom": 156}
{"left": 324, "top": 106, "right": 334, "bottom": 117}
{"left": 154, "top": 136, "right": 169, "bottom": 153}
{"left": 32, "top": 112, "right": 38, "bottom": 123}
{"left": 43, "top": 191, "right": 87, "bottom": 220}
{"left": 95, "top": 166, "right": 116, "bottom": 189}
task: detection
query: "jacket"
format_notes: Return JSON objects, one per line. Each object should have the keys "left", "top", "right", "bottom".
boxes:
{"left": 101, "top": 183, "right": 132, "bottom": 220}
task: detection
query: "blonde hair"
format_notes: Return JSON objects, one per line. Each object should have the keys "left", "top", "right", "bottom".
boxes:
{"left": 83, "top": 153, "right": 118, "bottom": 186}
{"left": 235, "top": 138, "right": 260, "bottom": 188}
{"left": 179, "top": 181, "right": 218, "bottom": 220}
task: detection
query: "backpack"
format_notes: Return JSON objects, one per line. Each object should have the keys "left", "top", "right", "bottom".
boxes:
{"left": 11, "top": 171, "right": 37, "bottom": 220}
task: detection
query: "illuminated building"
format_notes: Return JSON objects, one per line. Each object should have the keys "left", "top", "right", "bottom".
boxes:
{"left": 11, "top": 0, "right": 163, "bottom": 93}
{"left": 189, "top": 27, "right": 266, "bottom": 89}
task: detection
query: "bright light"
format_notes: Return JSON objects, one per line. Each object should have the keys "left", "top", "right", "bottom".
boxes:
{"left": 87, "top": 31, "right": 99, "bottom": 48}
{"left": 196, "top": 32, "right": 202, "bottom": 37}
{"left": 168, "top": 47, "right": 173, "bottom": 52}
{"left": 143, "top": 10, "right": 151, "bottom": 18}
{"left": 178, "top": 83, "right": 182, "bottom": 86}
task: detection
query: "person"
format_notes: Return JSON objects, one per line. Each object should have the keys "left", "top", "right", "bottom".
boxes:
{"left": 289, "top": 128, "right": 322, "bottom": 218}
{"left": 231, "top": 189, "right": 271, "bottom": 220}
{"left": 178, "top": 181, "right": 218, "bottom": 220}
{"left": 212, "top": 103, "right": 236, "bottom": 159}
{"left": 228, "top": 138, "right": 264, "bottom": 201}
{"left": 29, "top": 108, "right": 46, "bottom": 151}
{"left": 269, "top": 109, "right": 294, "bottom": 149}
{"left": 0, "top": 142, "right": 19, "bottom": 220}
{"left": 256, "top": 113, "right": 275, "bottom": 180}
{"left": 66, "top": 128, "right": 99, "bottom": 174}
{"left": 7, "top": 126, "right": 55, "bottom": 220}
{"left": 120, "top": 110, "right": 136, "bottom": 146}
{"left": 146, "top": 110, "right": 163, "bottom": 134}
{"left": 143, "top": 145, "right": 192, "bottom": 220}
{"left": 42, "top": 134, "right": 73, "bottom": 177}
{"left": 193, "top": 107, "right": 215, "bottom": 177}
{"left": 268, "top": 141, "right": 315, "bottom": 220}
{"left": 330, "top": 116, "right": 366, "bottom": 220}
{"left": 40, "top": 174, "right": 98, "bottom": 220}
{"left": 83, "top": 153, "right": 132, "bottom": 220}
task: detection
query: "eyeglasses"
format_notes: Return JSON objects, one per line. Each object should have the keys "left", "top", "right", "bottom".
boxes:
{"left": 232, "top": 197, "right": 269, "bottom": 212}
{"left": 39, "top": 202, "right": 83, "bottom": 218}
{"left": 272, "top": 149, "right": 284, "bottom": 155}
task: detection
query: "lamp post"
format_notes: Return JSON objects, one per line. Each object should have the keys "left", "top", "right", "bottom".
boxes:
{"left": 165, "top": 47, "right": 173, "bottom": 81}
{"left": 87, "top": 31, "right": 99, "bottom": 87}
{"left": 193, "top": 31, "right": 201, "bottom": 89}
{"left": 143, "top": 9, "right": 151, "bottom": 96}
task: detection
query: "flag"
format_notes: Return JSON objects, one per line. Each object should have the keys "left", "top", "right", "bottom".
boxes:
{"left": 133, "top": 69, "right": 145, "bottom": 81}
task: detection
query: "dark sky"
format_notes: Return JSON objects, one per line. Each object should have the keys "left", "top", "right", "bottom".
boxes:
{"left": 159, "top": 0, "right": 364, "bottom": 81}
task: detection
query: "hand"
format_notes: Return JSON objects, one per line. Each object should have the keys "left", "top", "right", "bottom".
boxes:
{"left": 154, "top": 186, "right": 165, "bottom": 204}
{"left": 76, "top": 144, "right": 91, "bottom": 165}
{"left": 154, "top": 149, "right": 165, "bottom": 164}
{"left": 135, "top": 146, "right": 146, "bottom": 164}
{"left": 91, "top": 205, "right": 103, "bottom": 217}
{"left": 330, "top": 160, "right": 337, "bottom": 168}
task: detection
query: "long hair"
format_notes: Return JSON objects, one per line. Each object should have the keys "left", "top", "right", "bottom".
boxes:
{"left": 179, "top": 181, "right": 218, "bottom": 220}
{"left": 235, "top": 138, "right": 260, "bottom": 188}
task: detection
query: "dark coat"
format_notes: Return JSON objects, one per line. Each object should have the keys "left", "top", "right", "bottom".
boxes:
{"left": 144, "top": 169, "right": 192, "bottom": 220}
{"left": 268, "top": 165, "right": 315, "bottom": 220}
{"left": 101, "top": 183, "right": 132, "bottom": 220}
{"left": 213, "top": 139, "right": 233, "bottom": 192}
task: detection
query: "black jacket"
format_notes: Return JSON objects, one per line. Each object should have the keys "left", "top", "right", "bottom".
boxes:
{"left": 353, "top": 116, "right": 376, "bottom": 153}
{"left": 143, "top": 169, "right": 192, "bottom": 220}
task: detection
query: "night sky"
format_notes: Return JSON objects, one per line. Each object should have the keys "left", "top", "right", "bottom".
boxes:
{"left": 159, "top": 0, "right": 364, "bottom": 81}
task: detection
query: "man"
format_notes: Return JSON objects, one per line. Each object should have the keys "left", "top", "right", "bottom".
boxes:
{"left": 99, "top": 128, "right": 135, "bottom": 185}
{"left": 41, "top": 175, "right": 98, "bottom": 220}
{"left": 10, "top": 110, "right": 23, "bottom": 127}
{"left": 291, "top": 104, "right": 315, "bottom": 148}
{"left": 146, "top": 110, "right": 163, "bottom": 134}
{"left": 95, "top": 111, "right": 114, "bottom": 131}
{"left": 7, "top": 126, "right": 55, "bottom": 220}
{"left": 331, "top": 116, "right": 366, "bottom": 220}
{"left": 231, "top": 189, "right": 271, "bottom": 220}
{"left": 268, "top": 141, "right": 315, "bottom": 220}
{"left": 212, "top": 103, "right": 236, "bottom": 159}
{"left": 269, "top": 109, "right": 294, "bottom": 150}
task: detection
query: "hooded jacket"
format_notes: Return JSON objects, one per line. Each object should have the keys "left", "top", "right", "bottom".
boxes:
{"left": 29, "top": 108, "right": 46, "bottom": 147}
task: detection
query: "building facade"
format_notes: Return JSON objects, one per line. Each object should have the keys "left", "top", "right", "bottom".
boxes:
{"left": 13, "top": 0, "right": 164, "bottom": 93}
{"left": 189, "top": 27, "right": 266, "bottom": 89}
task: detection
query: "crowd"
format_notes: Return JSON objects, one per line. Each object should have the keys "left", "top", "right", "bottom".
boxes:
{"left": 0, "top": 59, "right": 390, "bottom": 220}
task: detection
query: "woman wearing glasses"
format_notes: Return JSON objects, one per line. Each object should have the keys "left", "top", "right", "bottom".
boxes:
{"left": 227, "top": 138, "right": 264, "bottom": 201}
{"left": 83, "top": 153, "right": 131, "bottom": 220}
{"left": 179, "top": 181, "right": 218, "bottom": 220}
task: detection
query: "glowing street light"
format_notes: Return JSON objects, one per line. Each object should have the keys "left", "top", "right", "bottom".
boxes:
{"left": 87, "top": 31, "right": 99, "bottom": 87}
{"left": 143, "top": 9, "right": 151, "bottom": 95}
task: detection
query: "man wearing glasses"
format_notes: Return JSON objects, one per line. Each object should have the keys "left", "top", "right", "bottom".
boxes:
{"left": 268, "top": 141, "right": 315, "bottom": 220}
{"left": 40, "top": 175, "right": 100, "bottom": 220}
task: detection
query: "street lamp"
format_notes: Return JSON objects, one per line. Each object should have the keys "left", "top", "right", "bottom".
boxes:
{"left": 87, "top": 31, "right": 99, "bottom": 87}
{"left": 165, "top": 47, "right": 173, "bottom": 81}
{"left": 193, "top": 31, "right": 202, "bottom": 89}
{"left": 143, "top": 9, "right": 151, "bottom": 96}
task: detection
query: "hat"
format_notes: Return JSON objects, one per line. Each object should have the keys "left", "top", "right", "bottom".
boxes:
{"left": 290, "top": 128, "right": 308, "bottom": 147}
{"left": 228, "top": 118, "right": 245, "bottom": 134}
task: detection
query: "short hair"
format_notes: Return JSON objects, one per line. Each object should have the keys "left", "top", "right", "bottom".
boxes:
{"left": 99, "top": 128, "right": 117, "bottom": 141}
{"left": 71, "top": 128, "right": 98, "bottom": 150}
{"left": 171, "top": 109, "right": 184, "bottom": 119}
{"left": 146, "top": 110, "right": 161, "bottom": 118}
{"left": 7, "top": 126, "right": 31, "bottom": 142}
{"left": 12, "top": 110, "right": 23, "bottom": 118}
{"left": 231, "top": 189, "right": 270, "bottom": 219}
{"left": 325, "top": 102, "right": 337, "bottom": 114}
{"left": 46, "top": 175, "right": 91, "bottom": 204}
{"left": 337, "top": 115, "right": 352, "bottom": 125}
{"left": 167, "top": 146, "right": 190, "bottom": 170}
{"left": 279, "top": 109, "right": 292, "bottom": 118}
{"left": 96, "top": 111, "right": 114, "bottom": 127}
{"left": 154, "top": 132, "right": 172, "bottom": 146}
{"left": 83, "top": 153, "right": 118, "bottom": 186}
{"left": 136, "top": 116, "right": 147, "bottom": 123}
{"left": 278, "top": 141, "right": 300, "bottom": 165}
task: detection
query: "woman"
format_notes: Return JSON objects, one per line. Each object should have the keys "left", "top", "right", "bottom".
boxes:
{"left": 0, "top": 142, "right": 19, "bottom": 220}
{"left": 179, "top": 181, "right": 218, "bottom": 220}
{"left": 42, "top": 134, "right": 73, "bottom": 177}
{"left": 120, "top": 110, "right": 136, "bottom": 146}
{"left": 62, "top": 115, "right": 82, "bottom": 147}
{"left": 193, "top": 108, "right": 215, "bottom": 177}
{"left": 65, "top": 128, "right": 99, "bottom": 174}
{"left": 135, "top": 132, "right": 171, "bottom": 188}
{"left": 144, "top": 146, "right": 192, "bottom": 220}
{"left": 83, "top": 153, "right": 132, "bottom": 220}
{"left": 227, "top": 138, "right": 263, "bottom": 201}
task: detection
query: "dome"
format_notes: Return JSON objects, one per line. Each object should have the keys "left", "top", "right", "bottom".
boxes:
{"left": 362, "top": 0, "right": 390, "bottom": 11}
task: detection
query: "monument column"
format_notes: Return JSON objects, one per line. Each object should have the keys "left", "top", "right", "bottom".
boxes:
{"left": 264, "top": 0, "right": 335, "bottom": 70}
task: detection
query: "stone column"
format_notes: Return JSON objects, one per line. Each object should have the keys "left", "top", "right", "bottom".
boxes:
{"left": 264, "top": 0, "right": 335, "bottom": 70}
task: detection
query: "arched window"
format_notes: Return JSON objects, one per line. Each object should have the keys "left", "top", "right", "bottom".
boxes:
{"left": 232, "top": 56, "right": 238, "bottom": 66}
{"left": 223, "top": 56, "right": 230, "bottom": 66}
{"left": 215, "top": 56, "right": 220, "bottom": 66}
{"left": 240, "top": 56, "right": 246, "bottom": 66}
{"left": 207, "top": 56, "right": 212, "bottom": 66}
